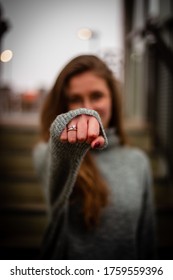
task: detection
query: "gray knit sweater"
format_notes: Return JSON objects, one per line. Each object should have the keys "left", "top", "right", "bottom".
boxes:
{"left": 33, "top": 108, "right": 156, "bottom": 260}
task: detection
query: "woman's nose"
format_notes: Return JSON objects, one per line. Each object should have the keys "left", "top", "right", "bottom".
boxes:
{"left": 83, "top": 99, "right": 92, "bottom": 109}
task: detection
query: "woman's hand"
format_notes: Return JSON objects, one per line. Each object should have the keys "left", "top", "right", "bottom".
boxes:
{"left": 60, "top": 114, "right": 105, "bottom": 149}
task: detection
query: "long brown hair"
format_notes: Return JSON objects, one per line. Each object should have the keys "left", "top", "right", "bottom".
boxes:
{"left": 40, "top": 55, "right": 127, "bottom": 228}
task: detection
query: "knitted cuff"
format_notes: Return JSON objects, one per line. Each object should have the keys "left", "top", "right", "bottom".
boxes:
{"left": 50, "top": 108, "right": 108, "bottom": 149}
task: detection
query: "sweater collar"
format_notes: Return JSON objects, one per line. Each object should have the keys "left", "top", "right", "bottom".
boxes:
{"left": 105, "top": 127, "right": 120, "bottom": 149}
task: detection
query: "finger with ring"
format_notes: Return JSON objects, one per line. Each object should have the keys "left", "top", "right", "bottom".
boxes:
{"left": 67, "top": 124, "right": 77, "bottom": 132}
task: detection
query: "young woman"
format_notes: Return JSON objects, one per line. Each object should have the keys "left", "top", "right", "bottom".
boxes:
{"left": 33, "top": 54, "right": 156, "bottom": 259}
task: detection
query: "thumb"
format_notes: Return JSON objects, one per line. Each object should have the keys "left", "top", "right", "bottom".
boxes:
{"left": 91, "top": 135, "right": 105, "bottom": 149}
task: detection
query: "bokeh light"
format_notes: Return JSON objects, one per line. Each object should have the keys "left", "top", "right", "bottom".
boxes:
{"left": 0, "top": 49, "right": 13, "bottom": 62}
{"left": 77, "top": 28, "right": 92, "bottom": 40}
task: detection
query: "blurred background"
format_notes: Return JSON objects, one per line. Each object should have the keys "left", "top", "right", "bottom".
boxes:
{"left": 0, "top": 0, "right": 173, "bottom": 259}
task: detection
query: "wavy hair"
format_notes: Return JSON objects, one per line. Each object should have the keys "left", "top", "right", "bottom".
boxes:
{"left": 40, "top": 55, "right": 127, "bottom": 228}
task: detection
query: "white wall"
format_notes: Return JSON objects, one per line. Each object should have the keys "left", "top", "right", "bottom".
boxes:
{"left": 1, "top": 0, "right": 124, "bottom": 91}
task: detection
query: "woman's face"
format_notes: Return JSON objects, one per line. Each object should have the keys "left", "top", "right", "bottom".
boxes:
{"left": 66, "top": 71, "right": 112, "bottom": 128}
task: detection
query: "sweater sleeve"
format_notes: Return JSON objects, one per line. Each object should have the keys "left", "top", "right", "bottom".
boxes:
{"left": 34, "top": 108, "right": 108, "bottom": 216}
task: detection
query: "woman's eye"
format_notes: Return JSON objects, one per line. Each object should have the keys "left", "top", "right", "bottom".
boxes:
{"left": 91, "top": 92, "right": 103, "bottom": 100}
{"left": 68, "top": 96, "right": 81, "bottom": 104}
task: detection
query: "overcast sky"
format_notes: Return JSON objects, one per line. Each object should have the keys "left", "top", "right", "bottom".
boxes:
{"left": 1, "top": 0, "right": 124, "bottom": 91}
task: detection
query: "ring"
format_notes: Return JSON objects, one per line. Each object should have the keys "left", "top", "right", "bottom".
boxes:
{"left": 67, "top": 124, "right": 77, "bottom": 132}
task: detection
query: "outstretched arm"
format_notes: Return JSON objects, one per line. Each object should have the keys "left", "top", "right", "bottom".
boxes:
{"left": 33, "top": 108, "right": 108, "bottom": 216}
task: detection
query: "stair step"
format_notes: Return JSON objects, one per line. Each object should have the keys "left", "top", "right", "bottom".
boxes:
{"left": 0, "top": 181, "right": 45, "bottom": 205}
{"left": 0, "top": 151, "right": 37, "bottom": 179}
{"left": 0, "top": 202, "right": 47, "bottom": 214}
{"left": 0, "top": 126, "right": 39, "bottom": 151}
{"left": 0, "top": 212, "right": 48, "bottom": 247}
{"left": 156, "top": 214, "right": 173, "bottom": 247}
{"left": 154, "top": 184, "right": 173, "bottom": 211}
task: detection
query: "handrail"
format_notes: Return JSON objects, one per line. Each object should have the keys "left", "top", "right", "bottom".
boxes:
{"left": 127, "top": 17, "right": 173, "bottom": 75}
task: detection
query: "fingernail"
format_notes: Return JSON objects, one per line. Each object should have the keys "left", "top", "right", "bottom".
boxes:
{"left": 93, "top": 142, "right": 100, "bottom": 148}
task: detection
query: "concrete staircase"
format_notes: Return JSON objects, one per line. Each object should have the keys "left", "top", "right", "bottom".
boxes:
{"left": 0, "top": 117, "right": 173, "bottom": 259}
{"left": 0, "top": 124, "right": 48, "bottom": 259}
